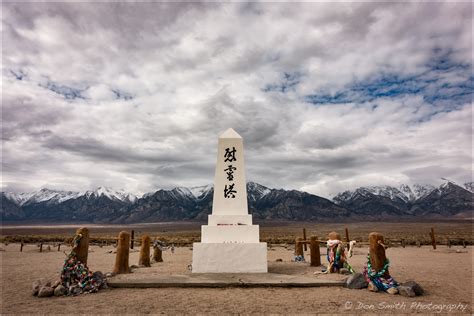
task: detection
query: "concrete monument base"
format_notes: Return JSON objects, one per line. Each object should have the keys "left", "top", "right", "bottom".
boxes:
{"left": 192, "top": 242, "right": 268, "bottom": 273}
{"left": 201, "top": 225, "right": 260, "bottom": 243}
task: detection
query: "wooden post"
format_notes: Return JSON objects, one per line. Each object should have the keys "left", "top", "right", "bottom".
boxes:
{"left": 416, "top": 240, "right": 421, "bottom": 248}
{"left": 139, "top": 235, "right": 151, "bottom": 267}
{"left": 295, "top": 237, "right": 304, "bottom": 257}
{"left": 430, "top": 227, "right": 436, "bottom": 250}
{"left": 462, "top": 239, "right": 466, "bottom": 248}
{"left": 447, "top": 239, "right": 451, "bottom": 248}
{"left": 113, "top": 231, "right": 130, "bottom": 274}
{"left": 401, "top": 238, "right": 405, "bottom": 248}
{"left": 130, "top": 230, "right": 135, "bottom": 249}
{"left": 57, "top": 243, "right": 61, "bottom": 251}
{"left": 75, "top": 227, "right": 90, "bottom": 265}
{"left": 368, "top": 232, "right": 386, "bottom": 272}
{"left": 153, "top": 245, "right": 163, "bottom": 262}
{"left": 302, "top": 228, "right": 307, "bottom": 251}
{"left": 39, "top": 243, "right": 43, "bottom": 253}
{"left": 309, "top": 236, "right": 320, "bottom": 266}
{"left": 20, "top": 242, "right": 24, "bottom": 252}
{"left": 345, "top": 227, "right": 350, "bottom": 250}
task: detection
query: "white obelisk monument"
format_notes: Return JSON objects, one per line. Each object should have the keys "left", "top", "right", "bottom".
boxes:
{"left": 192, "top": 128, "right": 268, "bottom": 273}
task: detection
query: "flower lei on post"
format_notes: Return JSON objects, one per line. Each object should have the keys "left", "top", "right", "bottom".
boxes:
{"left": 326, "top": 240, "right": 355, "bottom": 273}
{"left": 326, "top": 242, "right": 341, "bottom": 268}
{"left": 60, "top": 233, "right": 105, "bottom": 295}
{"left": 363, "top": 254, "right": 398, "bottom": 291}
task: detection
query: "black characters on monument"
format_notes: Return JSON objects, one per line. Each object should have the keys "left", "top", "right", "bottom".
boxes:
{"left": 224, "top": 183, "right": 237, "bottom": 198}
{"left": 224, "top": 147, "right": 237, "bottom": 162}
{"left": 224, "top": 165, "right": 236, "bottom": 181}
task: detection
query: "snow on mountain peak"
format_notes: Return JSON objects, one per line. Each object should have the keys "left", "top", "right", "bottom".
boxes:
{"left": 6, "top": 188, "right": 82, "bottom": 205}
{"left": 247, "top": 182, "right": 271, "bottom": 201}
{"left": 189, "top": 184, "right": 213, "bottom": 199}
{"left": 84, "top": 187, "right": 137, "bottom": 202}
{"left": 412, "top": 184, "right": 436, "bottom": 199}
{"left": 334, "top": 183, "right": 437, "bottom": 203}
{"left": 464, "top": 182, "right": 474, "bottom": 193}
{"left": 169, "top": 185, "right": 213, "bottom": 200}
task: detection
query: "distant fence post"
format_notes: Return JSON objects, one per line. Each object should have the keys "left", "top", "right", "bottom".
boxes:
{"left": 295, "top": 237, "right": 304, "bottom": 258}
{"left": 130, "top": 230, "right": 135, "bottom": 249}
{"left": 303, "top": 228, "right": 307, "bottom": 251}
{"left": 20, "top": 241, "right": 24, "bottom": 252}
{"left": 430, "top": 227, "right": 436, "bottom": 250}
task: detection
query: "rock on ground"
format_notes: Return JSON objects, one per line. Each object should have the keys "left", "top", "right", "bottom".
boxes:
{"left": 346, "top": 272, "right": 368, "bottom": 289}
{"left": 92, "top": 271, "right": 107, "bottom": 289}
{"left": 38, "top": 286, "right": 54, "bottom": 298}
{"left": 32, "top": 279, "right": 50, "bottom": 296}
{"left": 54, "top": 285, "right": 67, "bottom": 296}
{"left": 68, "top": 285, "right": 82, "bottom": 296}
{"left": 399, "top": 280, "right": 424, "bottom": 296}
{"left": 398, "top": 285, "right": 416, "bottom": 297}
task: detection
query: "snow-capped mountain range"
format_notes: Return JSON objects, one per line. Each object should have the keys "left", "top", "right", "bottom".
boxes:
{"left": 1, "top": 181, "right": 472, "bottom": 223}
{"left": 333, "top": 184, "right": 437, "bottom": 204}
{"left": 4, "top": 186, "right": 138, "bottom": 206}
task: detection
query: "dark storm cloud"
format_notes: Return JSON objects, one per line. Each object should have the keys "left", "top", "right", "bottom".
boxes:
{"left": 41, "top": 135, "right": 193, "bottom": 165}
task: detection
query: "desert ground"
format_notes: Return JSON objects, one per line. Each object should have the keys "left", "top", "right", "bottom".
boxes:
{"left": 0, "top": 221, "right": 472, "bottom": 314}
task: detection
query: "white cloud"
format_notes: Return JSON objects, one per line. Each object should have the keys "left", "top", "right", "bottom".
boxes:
{"left": 2, "top": 2, "right": 472, "bottom": 197}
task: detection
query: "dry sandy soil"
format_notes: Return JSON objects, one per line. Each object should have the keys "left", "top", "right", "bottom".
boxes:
{"left": 0, "top": 243, "right": 472, "bottom": 314}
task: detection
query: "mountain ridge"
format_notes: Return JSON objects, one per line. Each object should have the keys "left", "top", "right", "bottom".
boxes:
{"left": 1, "top": 181, "right": 472, "bottom": 223}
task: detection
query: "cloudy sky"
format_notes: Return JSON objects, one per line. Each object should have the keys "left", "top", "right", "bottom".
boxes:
{"left": 2, "top": 2, "right": 473, "bottom": 197}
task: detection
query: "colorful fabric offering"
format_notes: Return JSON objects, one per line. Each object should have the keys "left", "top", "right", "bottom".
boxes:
{"left": 363, "top": 254, "right": 398, "bottom": 291}
{"left": 60, "top": 234, "right": 106, "bottom": 295}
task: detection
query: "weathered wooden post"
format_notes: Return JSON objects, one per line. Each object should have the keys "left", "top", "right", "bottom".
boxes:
{"left": 447, "top": 239, "right": 451, "bottom": 248}
{"left": 430, "top": 227, "right": 436, "bottom": 250}
{"left": 139, "top": 235, "right": 151, "bottom": 267}
{"left": 113, "top": 231, "right": 130, "bottom": 274}
{"left": 152, "top": 244, "right": 163, "bottom": 262}
{"left": 130, "top": 230, "right": 135, "bottom": 249}
{"left": 401, "top": 238, "right": 406, "bottom": 248}
{"left": 309, "top": 236, "right": 321, "bottom": 266}
{"left": 302, "top": 228, "right": 307, "bottom": 251}
{"left": 367, "top": 232, "right": 398, "bottom": 294}
{"left": 416, "top": 240, "right": 421, "bottom": 248}
{"left": 295, "top": 237, "right": 304, "bottom": 258}
{"left": 39, "top": 243, "right": 43, "bottom": 253}
{"left": 345, "top": 227, "right": 350, "bottom": 250}
{"left": 57, "top": 243, "right": 61, "bottom": 251}
{"left": 462, "top": 239, "right": 466, "bottom": 248}
{"left": 74, "top": 227, "right": 90, "bottom": 264}
{"left": 20, "top": 241, "right": 24, "bottom": 252}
